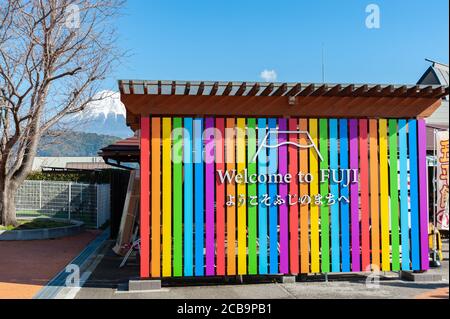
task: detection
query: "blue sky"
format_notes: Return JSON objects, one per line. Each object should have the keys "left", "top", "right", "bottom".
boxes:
{"left": 105, "top": 0, "right": 449, "bottom": 90}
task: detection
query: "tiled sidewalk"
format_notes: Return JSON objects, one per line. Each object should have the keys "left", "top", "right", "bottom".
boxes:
{"left": 0, "top": 230, "right": 99, "bottom": 299}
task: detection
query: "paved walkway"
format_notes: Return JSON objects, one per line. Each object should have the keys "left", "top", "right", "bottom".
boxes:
{"left": 74, "top": 240, "right": 449, "bottom": 299}
{"left": 0, "top": 230, "right": 99, "bottom": 299}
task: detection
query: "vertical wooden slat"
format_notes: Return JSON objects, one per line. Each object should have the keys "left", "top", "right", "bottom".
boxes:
{"left": 319, "top": 119, "right": 330, "bottom": 273}
{"left": 150, "top": 117, "right": 161, "bottom": 277}
{"left": 205, "top": 118, "right": 215, "bottom": 276}
{"left": 194, "top": 118, "right": 204, "bottom": 276}
{"left": 309, "top": 119, "right": 320, "bottom": 273}
{"left": 162, "top": 117, "right": 172, "bottom": 277}
{"left": 408, "top": 119, "right": 421, "bottom": 270}
{"left": 299, "top": 119, "right": 309, "bottom": 274}
{"left": 359, "top": 119, "right": 370, "bottom": 271}
{"left": 288, "top": 118, "right": 299, "bottom": 274}
{"left": 140, "top": 116, "right": 150, "bottom": 278}
{"left": 173, "top": 118, "right": 183, "bottom": 276}
{"left": 329, "top": 119, "right": 340, "bottom": 272}
{"left": 268, "top": 118, "right": 279, "bottom": 274}
{"left": 379, "top": 119, "right": 391, "bottom": 271}
{"left": 369, "top": 119, "right": 381, "bottom": 269}
{"left": 226, "top": 118, "right": 236, "bottom": 275}
{"left": 388, "top": 119, "right": 400, "bottom": 271}
{"left": 278, "top": 118, "right": 289, "bottom": 273}
{"left": 339, "top": 119, "right": 350, "bottom": 272}
{"left": 398, "top": 119, "right": 411, "bottom": 270}
{"left": 349, "top": 119, "right": 360, "bottom": 272}
{"left": 216, "top": 118, "right": 226, "bottom": 276}
{"left": 237, "top": 118, "right": 247, "bottom": 275}
{"left": 247, "top": 118, "right": 258, "bottom": 274}
{"left": 257, "top": 118, "right": 268, "bottom": 274}
{"left": 183, "top": 118, "right": 193, "bottom": 276}
{"left": 417, "top": 119, "right": 430, "bottom": 270}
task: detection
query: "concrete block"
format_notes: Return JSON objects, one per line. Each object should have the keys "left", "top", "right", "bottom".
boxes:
{"left": 400, "top": 271, "right": 443, "bottom": 282}
{"left": 128, "top": 279, "right": 161, "bottom": 291}
{"left": 281, "top": 275, "right": 296, "bottom": 283}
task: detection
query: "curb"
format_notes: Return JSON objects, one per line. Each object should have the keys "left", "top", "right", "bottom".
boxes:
{"left": 33, "top": 228, "right": 110, "bottom": 299}
{"left": 0, "top": 219, "right": 84, "bottom": 241}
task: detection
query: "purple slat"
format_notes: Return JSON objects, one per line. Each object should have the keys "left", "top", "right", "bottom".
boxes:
{"left": 278, "top": 118, "right": 289, "bottom": 273}
{"left": 417, "top": 119, "right": 429, "bottom": 270}
{"left": 349, "top": 119, "right": 361, "bottom": 272}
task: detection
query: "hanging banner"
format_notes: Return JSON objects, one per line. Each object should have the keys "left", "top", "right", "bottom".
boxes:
{"left": 436, "top": 130, "right": 449, "bottom": 230}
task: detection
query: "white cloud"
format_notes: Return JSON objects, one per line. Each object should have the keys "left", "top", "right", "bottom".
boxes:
{"left": 260, "top": 69, "right": 277, "bottom": 82}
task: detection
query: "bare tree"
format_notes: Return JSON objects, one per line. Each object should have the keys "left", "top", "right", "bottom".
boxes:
{"left": 0, "top": 0, "right": 124, "bottom": 226}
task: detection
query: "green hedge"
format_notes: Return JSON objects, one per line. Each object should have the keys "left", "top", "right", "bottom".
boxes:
{"left": 27, "top": 170, "right": 118, "bottom": 183}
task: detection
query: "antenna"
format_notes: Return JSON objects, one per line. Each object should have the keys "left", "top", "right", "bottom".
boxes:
{"left": 321, "top": 43, "right": 325, "bottom": 83}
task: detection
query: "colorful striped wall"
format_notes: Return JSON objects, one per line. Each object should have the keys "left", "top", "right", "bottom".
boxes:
{"left": 139, "top": 117, "right": 430, "bottom": 278}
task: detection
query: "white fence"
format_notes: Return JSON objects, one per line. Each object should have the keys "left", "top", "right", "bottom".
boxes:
{"left": 15, "top": 180, "right": 110, "bottom": 228}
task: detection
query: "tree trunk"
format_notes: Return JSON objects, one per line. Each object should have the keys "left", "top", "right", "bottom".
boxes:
{"left": 0, "top": 179, "right": 18, "bottom": 227}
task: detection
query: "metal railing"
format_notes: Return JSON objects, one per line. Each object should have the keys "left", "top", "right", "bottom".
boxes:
{"left": 15, "top": 180, "right": 110, "bottom": 228}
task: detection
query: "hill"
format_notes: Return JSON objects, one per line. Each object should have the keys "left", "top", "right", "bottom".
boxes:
{"left": 37, "top": 131, "right": 121, "bottom": 157}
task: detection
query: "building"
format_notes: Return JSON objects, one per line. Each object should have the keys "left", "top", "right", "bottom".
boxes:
{"left": 117, "top": 80, "right": 448, "bottom": 279}
{"left": 32, "top": 156, "right": 110, "bottom": 171}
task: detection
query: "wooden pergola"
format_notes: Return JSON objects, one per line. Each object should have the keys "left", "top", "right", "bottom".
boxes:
{"left": 119, "top": 80, "right": 449, "bottom": 131}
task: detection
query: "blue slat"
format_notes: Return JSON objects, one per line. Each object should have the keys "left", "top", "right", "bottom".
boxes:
{"left": 398, "top": 120, "right": 411, "bottom": 270}
{"left": 184, "top": 118, "right": 194, "bottom": 276}
{"left": 257, "top": 118, "right": 268, "bottom": 274}
{"left": 329, "top": 119, "right": 340, "bottom": 272}
{"left": 194, "top": 118, "right": 204, "bottom": 276}
{"left": 339, "top": 119, "right": 350, "bottom": 272}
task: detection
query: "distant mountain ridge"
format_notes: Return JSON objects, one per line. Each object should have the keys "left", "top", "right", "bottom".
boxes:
{"left": 37, "top": 131, "right": 120, "bottom": 157}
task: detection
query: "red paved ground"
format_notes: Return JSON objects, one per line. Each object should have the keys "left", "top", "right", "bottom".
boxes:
{"left": 0, "top": 230, "right": 99, "bottom": 299}
{"left": 415, "top": 287, "right": 449, "bottom": 299}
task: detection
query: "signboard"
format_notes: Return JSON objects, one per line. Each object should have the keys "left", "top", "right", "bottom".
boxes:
{"left": 139, "top": 117, "right": 430, "bottom": 278}
{"left": 436, "top": 130, "right": 449, "bottom": 230}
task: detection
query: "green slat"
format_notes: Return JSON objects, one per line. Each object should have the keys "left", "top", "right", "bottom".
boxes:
{"left": 319, "top": 119, "right": 330, "bottom": 273}
{"left": 389, "top": 119, "right": 400, "bottom": 270}
{"left": 247, "top": 118, "right": 258, "bottom": 274}
{"left": 173, "top": 117, "right": 183, "bottom": 276}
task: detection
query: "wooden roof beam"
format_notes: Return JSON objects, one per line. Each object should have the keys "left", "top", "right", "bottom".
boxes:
{"left": 365, "top": 85, "right": 381, "bottom": 96}
{"left": 184, "top": 82, "right": 191, "bottom": 95}
{"left": 339, "top": 84, "right": 354, "bottom": 96}
{"left": 247, "top": 83, "right": 260, "bottom": 96}
{"left": 129, "top": 80, "right": 135, "bottom": 94}
{"left": 311, "top": 84, "right": 328, "bottom": 96}
{"left": 407, "top": 85, "right": 419, "bottom": 96}
{"left": 210, "top": 82, "right": 219, "bottom": 96}
{"left": 325, "top": 84, "right": 342, "bottom": 96}
{"left": 298, "top": 84, "right": 315, "bottom": 96}
{"left": 235, "top": 82, "right": 247, "bottom": 96}
{"left": 394, "top": 85, "right": 407, "bottom": 97}
{"left": 260, "top": 83, "right": 274, "bottom": 96}
{"left": 417, "top": 86, "right": 433, "bottom": 97}
{"left": 272, "top": 83, "right": 287, "bottom": 96}
{"left": 157, "top": 81, "right": 162, "bottom": 95}
{"left": 353, "top": 84, "right": 368, "bottom": 96}
{"left": 197, "top": 82, "right": 205, "bottom": 96}
{"left": 380, "top": 85, "right": 394, "bottom": 97}
{"left": 286, "top": 83, "right": 301, "bottom": 96}
{"left": 222, "top": 82, "right": 233, "bottom": 96}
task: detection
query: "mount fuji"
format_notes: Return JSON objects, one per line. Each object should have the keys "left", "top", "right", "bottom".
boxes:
{"left": 69, "top": 90, "right": 134, "bottom": 138}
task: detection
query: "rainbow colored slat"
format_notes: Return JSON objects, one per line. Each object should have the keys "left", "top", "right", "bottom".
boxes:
{"left": 140, "top": 117, "right": 430, "bottom": 277}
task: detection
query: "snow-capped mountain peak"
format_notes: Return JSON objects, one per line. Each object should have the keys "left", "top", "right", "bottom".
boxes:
{"left": 68, "top": 90, "right": 133, "bottom": 138}
{"left": 78, "top": 90, "right": 126, "bottom": 119}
